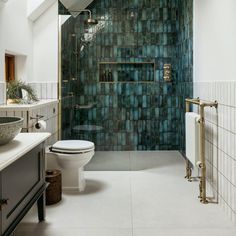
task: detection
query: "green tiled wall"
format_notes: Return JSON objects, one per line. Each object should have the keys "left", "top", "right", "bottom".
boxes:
{"left": 59, "top": 0, "right": 193, "bottom": 151}
{"left": 176, "top": 0, "right": 193, "bottom": 151}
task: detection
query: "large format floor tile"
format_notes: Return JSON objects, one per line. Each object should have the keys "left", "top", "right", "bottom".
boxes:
{"left": 131, "top": 173, "right": 234, "bottom": 229}
{"left": 85, "top": 151, "right": 130, "bottom": 171}
{"left": 133, "top": 228, "right": 236, "bottom": 236}
{"left": 86, "top": 150, "right": 182, "bottom": 171}
{"left": 130, "top": 151, "right": 183, "bottom": 171}
{"left": 131, "top": 157, "right": 233, "bottom": 229}
{"left": 18, "top": 172, "right": 132, "bottom": 229}
{"left": 14, "top": 152, "right": 236, "bottom": 236}
{"left": 15, "top": 228, "right": 132, "bottom": 236}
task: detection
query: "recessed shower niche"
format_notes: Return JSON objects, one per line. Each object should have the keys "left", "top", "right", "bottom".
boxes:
{"left": 99, "top": 62, "right": 155, "bottom": 82}
{"left": 59, "top": 0, "right": 193, "bottom": 151}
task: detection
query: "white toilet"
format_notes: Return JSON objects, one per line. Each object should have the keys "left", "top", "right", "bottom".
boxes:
{"left": 47, "top": 140, "right": 95, "bottom": 192}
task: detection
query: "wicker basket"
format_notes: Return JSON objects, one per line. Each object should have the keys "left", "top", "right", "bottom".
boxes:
{"left": 46, "top": 170, "right": 62, "bottom": 205}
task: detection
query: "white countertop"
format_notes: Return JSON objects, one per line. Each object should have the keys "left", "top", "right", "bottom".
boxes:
{"left": 0, "top": 99, "right": 58, "bottom": 111}
{"left": 0, "top": 133, "right": 51, "bottom": 171}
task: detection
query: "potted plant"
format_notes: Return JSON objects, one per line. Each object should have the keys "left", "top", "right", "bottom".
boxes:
{"left": 7, "top": 80, "right": 38, "bottom": 104}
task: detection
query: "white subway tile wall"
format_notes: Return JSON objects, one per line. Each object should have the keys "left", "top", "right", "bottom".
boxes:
{"left": 194, "top": 81, "right": 236, "bottom": 223}
{"left": 28, "top": 82, "right": 58, "bottom": 100}
{"left": 0, "top": 82, "right": 58, "bottom": 104}
{"left": 0, "top": 82, "right": 6, "bottom": 105}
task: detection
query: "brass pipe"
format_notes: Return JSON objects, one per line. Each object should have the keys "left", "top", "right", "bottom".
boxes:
{"left": 70, "top": 9, "right": 93, "bottom": 19}
{"left": 186, "top": 101, "right": 190, "bottom": 112}
{"left": 185, "top": 98, "right": 218, "bottom": 204}
{"left": 185, "top": 159, "right": 192, "bottom": 182}
{"left": 185, "top": 98, "right": 217, "bottom": 108}
{"left": 185, "top": 98, "right": 200, "bottom": 106}
{"left": 199, "top": 104, "right": 208, "bottom": 204}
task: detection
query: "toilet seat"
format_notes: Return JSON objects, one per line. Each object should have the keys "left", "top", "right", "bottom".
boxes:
{"left": 50, "top": 140, "right": 94, "bottom": 154}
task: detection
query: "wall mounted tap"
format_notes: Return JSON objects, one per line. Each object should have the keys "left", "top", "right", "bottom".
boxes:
{"left": 164, "top": 64, "right": 172, "bottom": 82}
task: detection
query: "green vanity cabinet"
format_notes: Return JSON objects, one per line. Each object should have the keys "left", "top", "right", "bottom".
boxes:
{"left": 0, "top": 143, "right": 48, "bottom": 236}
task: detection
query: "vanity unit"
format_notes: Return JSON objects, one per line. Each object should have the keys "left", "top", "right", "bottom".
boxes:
{"left": 0, "top": 133, "right": 50, "bottom": 236}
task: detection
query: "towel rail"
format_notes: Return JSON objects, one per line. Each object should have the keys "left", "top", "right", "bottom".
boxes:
{"left": 185, "top": 98, "right": 218, "bottom": 204}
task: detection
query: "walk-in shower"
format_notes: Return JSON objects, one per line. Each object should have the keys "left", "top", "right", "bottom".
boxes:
{"left": 59, "top": 0, "right": 193, "bottom": 159}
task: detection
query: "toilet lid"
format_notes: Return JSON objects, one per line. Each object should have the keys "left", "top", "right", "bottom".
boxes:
{"left": 51, "top": 140, "right": 94, "bottom": 152}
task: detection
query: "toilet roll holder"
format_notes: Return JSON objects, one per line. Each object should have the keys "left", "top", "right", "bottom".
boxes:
{"left": 185, "top": 98, "right": 218, "bottom": 204}
{"left": 30, "top": 114, "right": 44, "bottom": 121}
{"left": 30, "top": 115, "right": 44, "bottom": 129}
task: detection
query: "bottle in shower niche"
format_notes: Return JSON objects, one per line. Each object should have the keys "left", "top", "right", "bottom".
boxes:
{"left": 108, "top": 69, "right": 113, "bottom": 82}
{"left": 102, "top": 70, "right": 107, "bottom": 82}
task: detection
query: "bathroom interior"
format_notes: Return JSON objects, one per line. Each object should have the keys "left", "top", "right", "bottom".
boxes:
{"left": 0, "top": 0, "right": 236, "bottom": 235}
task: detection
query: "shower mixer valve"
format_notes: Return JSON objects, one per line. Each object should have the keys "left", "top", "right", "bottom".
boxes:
{"left": 163, "top": 64, "right": 172, "bottom": 82}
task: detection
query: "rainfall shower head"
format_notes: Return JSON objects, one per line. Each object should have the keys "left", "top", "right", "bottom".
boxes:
{"left": 85, "top": 18, "right": 98, "bottom": 25}
{"left": 69, "top": 9, "right": 98, "bottom": 25}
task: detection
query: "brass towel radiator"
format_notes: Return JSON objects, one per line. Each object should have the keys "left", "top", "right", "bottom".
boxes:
{"left": 185, "top": 98, "right": 218, "bottom": 204}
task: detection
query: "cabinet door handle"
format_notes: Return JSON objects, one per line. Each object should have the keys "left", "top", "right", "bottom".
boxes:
{"left": 0, "top": 199, "right": 9, "bottom": 210}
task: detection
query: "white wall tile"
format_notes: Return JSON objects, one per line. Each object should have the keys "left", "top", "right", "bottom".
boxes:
{"left": 230, "top": 107, "right": 235, "bottom": 133}
{"left": 230, "top": 82, "right": 235, "bottom": 107}
{"left": 27, "top": 82, "right": 58, "bottom": 100}
{"left": 194, "top": 81, "right": 236, "bottom": 222}
{"left": 41, "top": 83, "right": 46, "bottom": 99}
{"left": 0, "top": 82, "right": 6, "bottom": 105}
{"left": 46, "top": 83, "right": 52, "bottom": 99}
{"left": 52, "top": 83, "right": 58, "bottom": 99}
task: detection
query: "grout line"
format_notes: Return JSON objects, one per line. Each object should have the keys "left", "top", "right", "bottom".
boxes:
{"left": 205, "top": 118, "right": 236, "bottom": 136}
{"left": 207, "top": 175, "right": 236, "bottom": 216}
{"left": 205, "top": 138, "right": 236, "bottom": 162}
{"left": 213, "top": 103, "right": 236, "bottom": 109}
{"left": 206, "top": 158, "right": 236, "bottom": 189}
{"left": 198, "top": 98, "right": 236, "bottom": 108}
{"left": 129, "top": 164, "right": 134, "bottom": 236}
{"left": 129, "top": 151, "right": 132, "bottom": 171}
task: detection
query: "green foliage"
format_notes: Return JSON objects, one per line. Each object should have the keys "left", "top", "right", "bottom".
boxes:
{"left": 7, "top": 80, "right": 39, "bottom": 103}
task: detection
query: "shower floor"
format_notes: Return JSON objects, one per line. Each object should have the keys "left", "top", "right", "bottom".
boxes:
{"left": 14, "top": 151, "right": 236, "bottom": 236}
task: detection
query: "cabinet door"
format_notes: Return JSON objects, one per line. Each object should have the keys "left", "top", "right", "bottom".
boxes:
{"left": 0, "top": 144, "right": 44, "bottom": 234}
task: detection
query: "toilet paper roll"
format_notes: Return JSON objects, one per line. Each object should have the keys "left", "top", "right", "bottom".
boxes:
{"left": 34, "top": 120, "right": 47, "bottom": 132}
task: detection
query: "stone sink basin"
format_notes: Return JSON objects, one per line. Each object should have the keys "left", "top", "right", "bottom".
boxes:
{"left": 0, "top": 117, "right": 24, "bottom": 145}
